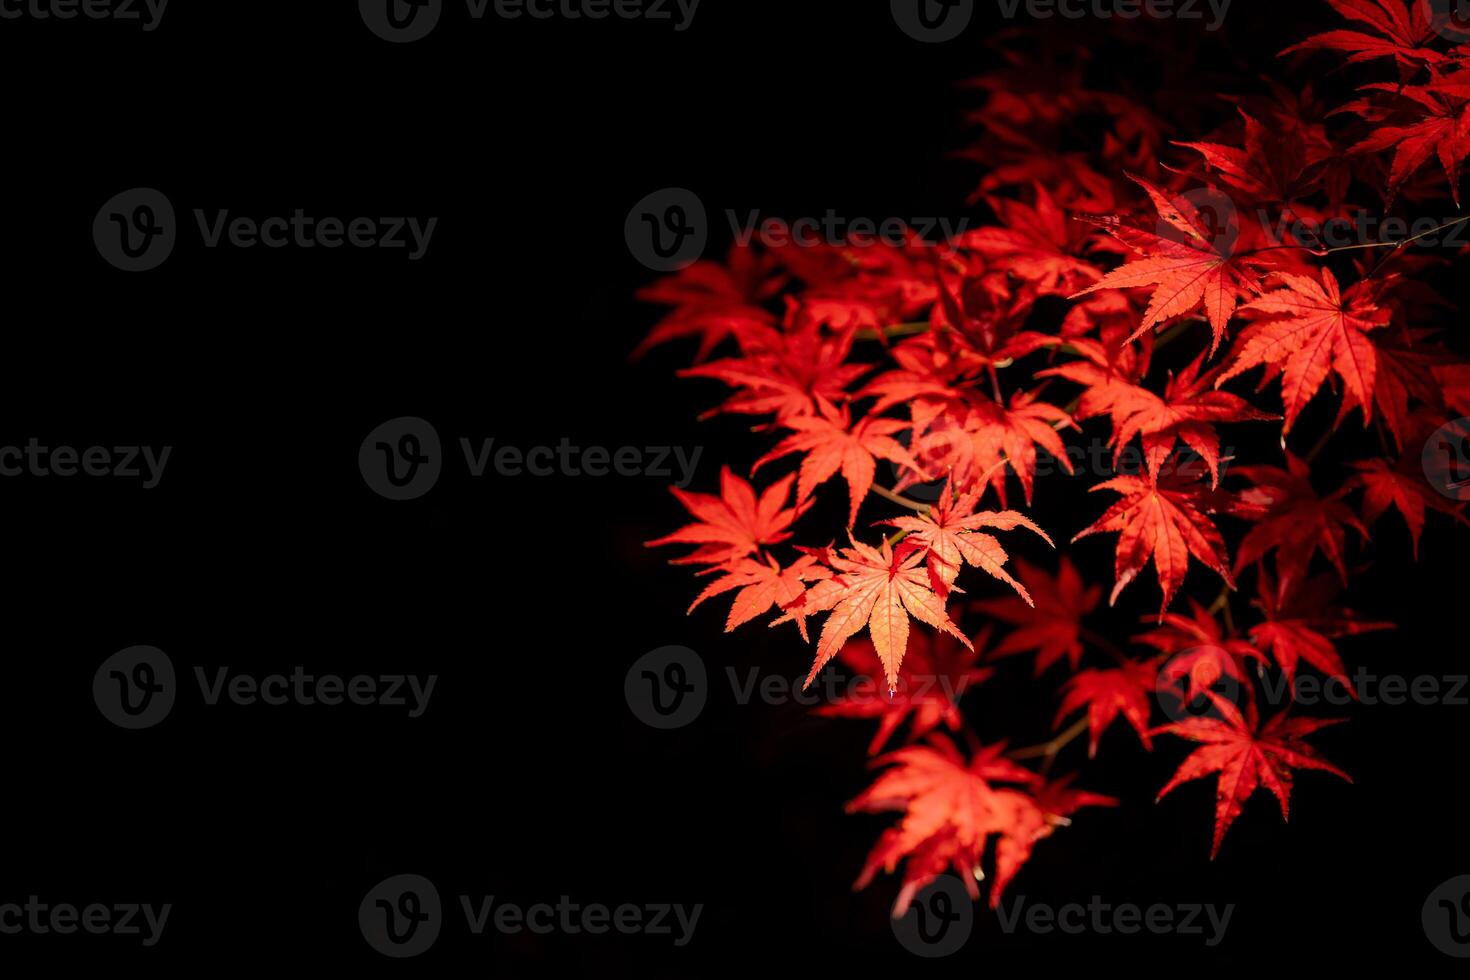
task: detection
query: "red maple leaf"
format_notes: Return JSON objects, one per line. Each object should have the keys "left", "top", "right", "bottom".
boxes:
{"left": 1073, "top": 461, "right": 1235, "bottom": 617}
{"left": 960, "top": 183, "right": 1106, "bottom": 295}
{"left": 753, "top": 396, "right": 925, "bottom": 528}
{"left": 1346, "top": 78, "right": 1470, "bottom": 206}
{"left": 1233, "top": 453, "right": 1367, "bottom": 594}
{"left": 910, "top": 390, "right": 1076, "bottom": 506}
{"left": 1072, "top": 175, "right": 1276, "bottom": 355}
{"left": 1055, "top": 660, "right": 1160, "bottom": 757}
{"left": 679, "top": 315, "right": 870, "bottom": 422}
{"left": 1219, "top": 268, "right": 1393, "bottom": 433}
{"left": 880, "top": 475, "right": 1054, "bottom": 601}
{"left": 646, "top": 468, "right": 801, "bottom": 566}
{"left": 1347, "top": 456, "right": 1469, "bottom": 556}
{"left": 634, "top": 245, "right": 785, "bottom": 361}
{"left": 1047, "top": 351, "right": 1276, "bottom": 485}
{"left": 1280, "top": 0, "right": 1447, "bottom": 70}
{"left": 815, "top": 628, "right": 994, "bottom": 754}
{"left": 1249, "top": 569, "right": 1393, "bottom": 689}
{"left": 687, "top": 553, "right": 830, "bottom": 633}
{"left": 1153, "top": 697, "right": 1351, "bottom": 857}
{"left": 1176, "top": 109, "right": 1333, "bottom": 206}
{"left": 849, "top": 736, "right": 1112, "bottom": 912}
{"left": 1138, "top": 599, "right": 1266, "bottom": 706}
{"left": 773, "top": 536, "right": 971, "bottom": 691}
{"left": 972, "top": 556, "right": 1103, "bottom": 674}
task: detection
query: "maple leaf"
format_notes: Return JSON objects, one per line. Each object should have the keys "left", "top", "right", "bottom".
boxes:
{"left": 1176, "top": 110, "right": 1332, "bottom": 206}
{"left": 1233, "top": 453, "right": 1367, "bottom": 594}
{"left": 849, "top": 736, "right": 1112, "bottom": 912}
{"left": 1249, "top": 569, "right": 1393, "bottom": 689}
{"left": 815, "top": 628, "right": 994, "bottom": 755}
{"left": 880, "top": 475, "right": 1054, "bottom": 602}
{"left": 634, "top": 245, "right": 784, "bottom": 361}
{"left": 1138, "top": 599, "right": 1266, "bottom": 707}
{"left": 1218, "top": 268, "right": 1392, "bottom": 433}
{"left": 972, "top": 556, "right": 1103, "bottom": 674}
{"left": 687, "top": 553, "right": 830, "bottom": 633}
{"left": 1047, "top": 351, "right": 1275, "bottom": 485}
{"left": 679, "top": 315, "right": 870, "bottom": 422}
{"left": 1072, "top": 174, "right": 1276, "bottom": 356}
{"left": 960, "top": 184, "right": 1106, "bottom": 294}
{"left": 753, "top": 397, "right": 925, "bottom": 528}
{"left": 1153, "top": 697, "right": 1351, "bottom": 858}
{"left": 1346, "top": 79, "right": 1470, "bottom": 206}
{"left": 910, "top": 390, "right": 1076, "bottom": 506}
{"left": 1055, "top": 660, "right": 1159, "bottom": 757}
{"left": 772, "top": 536, "right": 971, "bottom": 691}
{"left": 1347, "top": 456, "right": 1469, "bottom": 556}
{"left": 646, "top": 468, "right": 801, "bottom": 566}
{"left": 1280, "top": 0, "right": 1446, "bottom": 69}
{"left": 1073, "top": 462, "right": 1235, "bottom": 618}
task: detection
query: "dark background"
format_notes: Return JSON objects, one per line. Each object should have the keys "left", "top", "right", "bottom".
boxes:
{"left": 0, "top": 0, "right": 1465, "bottom": 973}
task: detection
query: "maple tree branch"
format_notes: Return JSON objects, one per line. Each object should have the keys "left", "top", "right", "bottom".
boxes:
{"left": 1207, "top": 587, "right": 1235, "bottom": 634}
{"left": 1302, "top": 421, "right": 1338, "bottom": 464}
{"left": 857, "top": 321, "right": 930, "bottom": 341}
{"left": 1321, "top": 213, "right": 1470, "bottom": 255}
{"left": 871, "top": 484, "right": 932, "bottom": 512}
{"left": 1079, "top": 627, "right": 1131, "bottom": 666}
{"left": 1007, "top": 716, "right": 1089, "bottom": 774}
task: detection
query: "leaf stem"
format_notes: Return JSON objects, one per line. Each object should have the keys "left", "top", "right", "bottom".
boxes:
{"left": 871, "top": 484, "right": 933, "bottom": 512}
{"left": 1007, "top": 716, "right": 1090, "bottom": 775}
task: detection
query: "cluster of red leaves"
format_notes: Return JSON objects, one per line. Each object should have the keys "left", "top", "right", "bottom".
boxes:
{"left": 643, "top": 0, "right": 1470, "bottom": 915}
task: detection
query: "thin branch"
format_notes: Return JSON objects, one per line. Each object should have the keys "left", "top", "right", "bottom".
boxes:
{"left": 1007, "top": 717, "right": 1089, "bottom": 775}
{"left": 871, "top": 484, "right": 932, "bottom": 513}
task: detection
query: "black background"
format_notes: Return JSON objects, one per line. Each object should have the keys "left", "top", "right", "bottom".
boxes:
{"left": 0, "top": 0, "right": 1465, "bottom": 973}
